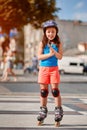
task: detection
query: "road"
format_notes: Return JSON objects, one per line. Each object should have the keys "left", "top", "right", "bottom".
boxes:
{"left": 0, "top": 74, "right": 87, "bottom": 130}
{"left": 0, "top": 82, "right": 87, "bottom": 95}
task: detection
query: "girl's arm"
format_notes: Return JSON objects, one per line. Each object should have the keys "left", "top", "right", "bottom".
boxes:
{"left": 38, "top": 42, "right": 54, "bottom": 60}
{"left": 49, "top": 43, "right": 63, "bottom": 60}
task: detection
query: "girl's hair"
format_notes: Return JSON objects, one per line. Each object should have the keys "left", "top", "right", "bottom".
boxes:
{"left": 42, "top": 29, "right": 61, "bottom": 49}
{"left": 1, "top": 37, "right": 10, "bottom": 53}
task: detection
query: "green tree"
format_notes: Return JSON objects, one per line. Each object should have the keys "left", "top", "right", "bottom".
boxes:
{"left": 0, "top": 0, "right": 60, "bottom": 32}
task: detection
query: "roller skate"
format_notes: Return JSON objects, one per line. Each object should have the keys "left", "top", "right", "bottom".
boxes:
{"left": 54, "top": 106, "right": 63, "bottom": 127}
{"left": 37, "top": 106, "right": 48, "bottom": 126}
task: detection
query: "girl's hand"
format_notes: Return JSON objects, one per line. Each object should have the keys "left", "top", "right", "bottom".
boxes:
{"left": 49, "top": 46, "right": 55, "bottom": 56}
{"left": 49, "top": 45, "right": 62, "bottom": 59}
{"left": 48, "top": 43, "right": 55, "bottom": 53}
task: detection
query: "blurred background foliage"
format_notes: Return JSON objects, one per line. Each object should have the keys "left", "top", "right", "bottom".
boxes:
{"left": 0, "top": 0, "right": 60, "bottom": 33}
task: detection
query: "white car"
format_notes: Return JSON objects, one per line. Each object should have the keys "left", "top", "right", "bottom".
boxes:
{"left": 58, "top": 56, "right": 84, "bottom": 74}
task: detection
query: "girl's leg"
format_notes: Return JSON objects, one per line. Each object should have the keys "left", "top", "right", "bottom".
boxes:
{"left": 1, "top": 66, "right": 9, "bottom": 81}
{"left": 51, "top": 83, "right": 62, "bottom": 107}
{"left": 8, "top": 68, "right": 17, "bottom": 81}
{"left": 8, "top": 61, "right": 17, "bottom": 81}
{"left": 40, "top": 84, "right": 48, "bottom": 107}
{"left": 1, "top": 71, "right": 9, "bottom": 81}
{"left": 51, "top": 83, "right": 63, "bottom": 125}
{"left": 37, "top": 84, "right": 48, "bottom": 124}
{"left": 0, "top": 63, "right": 6, "bottom": 80}
{"left": 1, "top": 61, "right": 10, "bottom": 81}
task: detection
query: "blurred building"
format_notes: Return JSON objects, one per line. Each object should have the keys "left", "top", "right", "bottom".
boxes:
{"left": 1, "top": 18, "right": 87, "bottom": 67}
{"left": 24, "top": 24, "right": 42, "bottom": 67}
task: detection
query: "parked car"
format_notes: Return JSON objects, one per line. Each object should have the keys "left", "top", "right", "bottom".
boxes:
{"left": 59, "top": 56, "right": 84, "bottom": 74}
{"left": 83, "top": 65, "right": 87, "bottom": 75}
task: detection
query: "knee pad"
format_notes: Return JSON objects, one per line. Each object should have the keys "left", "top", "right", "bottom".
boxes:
{"left": 40, "top": 89, "right": 48, "bottom": 98}
{"left": 52, "top": 88, "right": 60, "bottom": 97}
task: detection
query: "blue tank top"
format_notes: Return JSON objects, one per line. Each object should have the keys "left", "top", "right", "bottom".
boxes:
{"left": 40, "top": 43, "right": 58, "bottom": 67}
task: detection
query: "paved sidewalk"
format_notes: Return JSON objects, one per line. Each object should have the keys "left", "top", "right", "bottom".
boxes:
{"left": 0, "top": 94, "right": 87, "bottom": 129}
{"left": 0, "top": 73, "right": 87, "bottom": 83}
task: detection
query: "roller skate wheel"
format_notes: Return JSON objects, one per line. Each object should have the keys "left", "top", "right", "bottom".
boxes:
{"left": 55, "top": 121, "right": 60, "bottom": 127}
{"left": 37, "top": 121, "right": 43, "bottom": 126}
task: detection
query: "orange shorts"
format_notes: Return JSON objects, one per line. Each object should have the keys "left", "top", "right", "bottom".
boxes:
{"left": 38, "top": 66, "right": 60, "bottom": 84}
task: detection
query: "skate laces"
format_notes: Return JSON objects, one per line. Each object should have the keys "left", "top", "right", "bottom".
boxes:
{"left": 39, "top": 107, "right": 48, "bottom": 118}
{"left": 55, "top": 107, "right": 63, "bottom": 118}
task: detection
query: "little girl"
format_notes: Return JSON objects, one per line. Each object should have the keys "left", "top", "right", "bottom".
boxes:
{"left": 1, "top": 45, "right": 17, "bottom": 81}
{"left": 37, "top": 20, "right": 63, "bottom": 126}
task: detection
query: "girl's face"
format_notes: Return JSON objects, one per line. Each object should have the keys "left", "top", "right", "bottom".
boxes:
{"left": 45, "top": 27, "right": 57, "bottom": 41}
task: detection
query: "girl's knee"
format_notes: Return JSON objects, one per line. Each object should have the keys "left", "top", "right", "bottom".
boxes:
{"left": 51, "top": 88, "right": 60, "bottom": 97}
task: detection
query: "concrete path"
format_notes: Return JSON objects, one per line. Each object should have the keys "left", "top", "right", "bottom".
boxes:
{"left": 0, "top": 73, "right": 87, "bottom": 83}
{"left": 0, "top": 94, "right": 87, "bottom": 129}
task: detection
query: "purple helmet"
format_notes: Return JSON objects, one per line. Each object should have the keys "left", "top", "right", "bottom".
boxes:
{"left": 42, "top": 20, "right": 58, "bottom": 33}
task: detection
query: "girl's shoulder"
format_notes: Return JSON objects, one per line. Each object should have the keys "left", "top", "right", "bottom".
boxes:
{"left": 39, "top": 41, "right": 43, "bottom": 48}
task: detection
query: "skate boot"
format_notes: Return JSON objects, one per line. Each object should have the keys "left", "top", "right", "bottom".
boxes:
{"left": 54, "top": 106, "right": 63, "bottom": 127}
{"left": 37, "top": 106, "right": 48, "bottom": 126}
